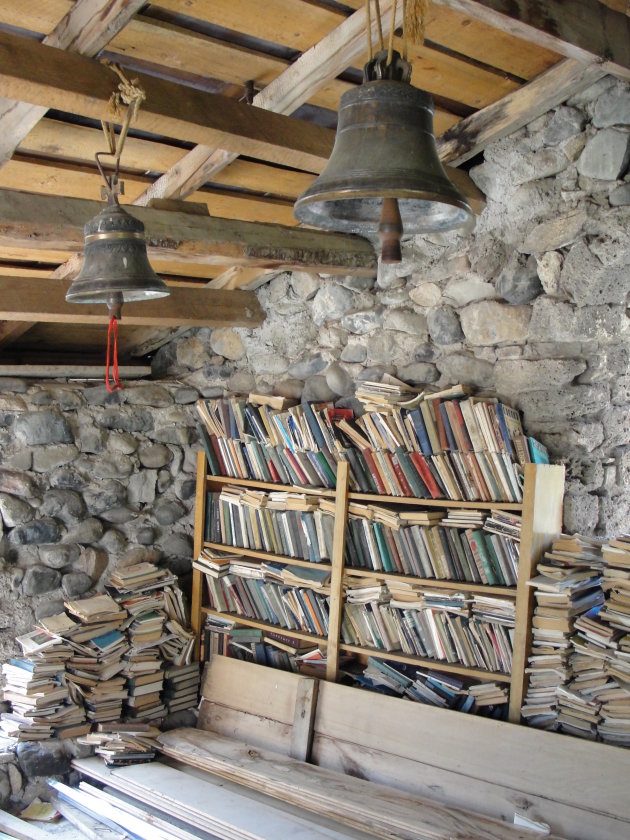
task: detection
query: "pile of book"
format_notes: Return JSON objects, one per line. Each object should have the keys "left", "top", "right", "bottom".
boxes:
{"left": 344, "top": 501, "right": 520, "bottom": 585}
{"left": 162, "top": 663, "right": 201, "bottom": 714}
{"left": 0, "top": 564, "right": 198, "bottom": 752}
{"left": 196, "top": 382, "right": 550, "bottom": 503}
{"left": 203, "top": 555, "right": 332, "bottom": 638}
{"left": 357, "top": 658, "right": 509, "bottom": 718}
{"left": 78, "top": 722, "right": 160, "bottom": 766}
{"left": 521, "top": 534, "right": 605, "bottom": 731}
{"left": 341, "top": 580, "right": 515, "bottom": 674}
{"left": 0, "top": 629, "right": 84, "bottom": 743}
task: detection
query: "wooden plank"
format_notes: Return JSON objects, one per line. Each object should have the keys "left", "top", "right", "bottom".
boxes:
{"left": 0, "top": 29, "right": 334, "bottom": 175}
{"left": 73, "top": 757, "right": 354, "bottom": 840}
{"left": 312, "top": 735, "right": 630, "bottom": 840}
{"left": 433, "top": 0, "right": 630, "bottom": 80}
{"left": 326, "top": 460, "right": 349, "bottom": 682}
{"left": 290, "top": 677, "right": 318, "bottom": 762}
{"left": 49, "top": 794, "right": 129, "bottom": 840}
{"left": 0, "top": 0, "right": 145, "bottom": 168}
{"left": 0, "top": 278, "right": 265, "bottom": 328}
{"left": 509, "top": 464, "right": 564, "bottom": 721}
{"left": 198, "top": 698, "right": 295, "bottom": 753}
{"left": 438, "top": 58, "right": 606, "bottom": 165}
{"left": 157, "top": 728, "right": 568, "bottom": 840}
{"left": 192, "top": 451, "right": 208, "bottom": 661}
{"left": 313, "top": 678, "right": 630, "bottom": 820}
{"left": 0, "top": 364, "right": 150, "bottom": 378}
{"left": 0, "top": 810, "right": 52, "bottom": 840}
{"left": 0, "top": 189, "right": 376, "bottom": 276}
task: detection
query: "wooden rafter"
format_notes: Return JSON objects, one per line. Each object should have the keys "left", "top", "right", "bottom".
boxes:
{"left": 0, "top": 189, "right": 376, "bottom": 276}
{"left": 433, "top": 0, "right": 630, "bottom": 81}
{"left": 0, "top": 0, "right": 145, "bottom": 168}
{"left": 0, "top": 278, "right": 265, "bottom": 329}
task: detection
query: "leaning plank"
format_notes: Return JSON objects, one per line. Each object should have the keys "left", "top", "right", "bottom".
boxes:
{"left": 433, "top": 0, "right": 630, "bottom": 80}
{"left": 73, "top": 757, "right": 362, "bottom": 840}
{"left": 0, "top": 810, "right": 52, "bottom": 840}
{"left": 0, "top": 0, "right": 145, "bottom": 168}
{"left": 156, "top": 728, "right": 567, "bottom": 840}
{"left": 0, "top": 278, "right": 264, "bottom": 329}
{"left": 0, "top": 29, "right": 332, "bottom": 175}
{"left": 313, "top": 678, "right": 630, "bottom": 822}
{"left": 49, "top": 793, "right": 128, "bottom": 840}
{"left": 438, "top": 58, "right": 606, "bottom": 165}
{"left": 0, "top": 189, "right": 375, "bottom": 277}
{"left": 290, "top": 677, "right": 319, "bottom": 762}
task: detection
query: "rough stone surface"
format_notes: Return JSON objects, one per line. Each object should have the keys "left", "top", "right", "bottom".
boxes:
{"left": 496, "top": 255, "right": 543, "bottom": 304}
{"left": 520, "top": 208, "right": 587, "bottom": 254}
{"left": 592, "top": 84, "right": 630, "bottom": 128}
{"left": 437, "top": 353, "right": 494, "bottom": 389}
{"left": 325, "top": 363, "right": 354, "bottom": 397}
{"left": 609, "top": 183, "right": 630, "bottom": 206}
{"left": 460, "top": 302, "right": 532, "bottom": 346}
{"left": 17, "top": 742, "right": 70, "bottom": 778}
{"left": 311, "top": 285, "right": 355, "bottom": 325}
{"left": 14, "top": 411, "right": 73, "bottom": 446}
{"left": 138, "top": 444, "right": 172, "bottom": 469}
{"left": 409, "top": 282, "right": 441, "bottom": 307}
{"left": 577, "top": 129, "right": 630, "bottom": 180}
{"left": 39, "top": 544, "right": 80, "bottom": 570}
{"left": 9, "top": 518, "right": 61, "bottom": 545}
{"left": 22, "top": 566, "right": 61, "bottom": 596}
{"left": 426, "top": 306, "right": 464, "bottom": 345}
{"left": 210, "top": 328, "right": 245, "bottom": 360}
{"left": 0, "top": 494, "right": 33, "bottom": 527}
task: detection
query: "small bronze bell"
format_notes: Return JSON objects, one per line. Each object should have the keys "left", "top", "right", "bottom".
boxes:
{"left": 293, "top": 50, "right": 473, "bottom": 262}
{"left": 65, "top": 196, "right": 169, "bottom": 318}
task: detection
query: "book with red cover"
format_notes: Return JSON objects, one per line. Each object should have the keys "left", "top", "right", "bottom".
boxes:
{"left": 284, "top": 449, "right": 309, "bottom": 486}
{"left": 209, "top": 434, "right": 228, "bottom": 475}
{"left": 390, "top": 452, "right": 413, "bottom": 497}
{"left": 433, "top": 399, "right": 450, "bottom": 451}
{"left": 360, "top": 448, "right": 387, "bottom": 494}
{"left": 409, "top": 452, "right": 441, "bottom": 499}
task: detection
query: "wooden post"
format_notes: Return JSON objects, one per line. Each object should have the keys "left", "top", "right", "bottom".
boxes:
{"left": 191, "top": 450, "right": 208, "bottom": 662}
{"left": 325, "top": 461, "right": 349, "bottom": 682}
{"left": 508, "top": 463, "right": 565, "bottom": 722}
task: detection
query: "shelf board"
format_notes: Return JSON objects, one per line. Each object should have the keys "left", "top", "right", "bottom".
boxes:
{"left": 203, "top": 541, "right": 332, "bottom": 571}
{"left": 339, "top": 643, "right": 512, "bottom": 684}
{"left": 205, "top": 473, "right": 335, "bottom": 497}
{"left": 343, "top": 567, "right": 517, "bottom": 597}
{"left": 348, "top": 492, "right": 523, "bottom": 510}
{"left": 201, "top": 607, "right": 329, "bottom": 646}
{"left": 204, "top": 472, "right": 523, "bottom": 510}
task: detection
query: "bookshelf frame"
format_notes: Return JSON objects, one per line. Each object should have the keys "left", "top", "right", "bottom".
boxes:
{"left": 191, "top": 451, "right": 564, "bottom": 724}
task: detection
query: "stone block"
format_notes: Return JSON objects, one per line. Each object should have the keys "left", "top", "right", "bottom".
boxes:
{"left": 73, "top": 547, "right": 108, "bottom": 581}
{"left": 311, "top": 285, "right": 355, "bottom": 325}
{"left": 209, "top": 328, "right": 245, "bottom": 361}
{"left": 542, "top": 106, "right": 586, "bottom": 146}
{"left": 17, "top": 742, "right": 70, "bottom": 778}
{"left": 290, "top": 271, "right": 321, "bottom": 300}
{"left": 0, "top": 377, "right": 27, "bottom": 393}
{"left": 560, "top": 241, "right": 629, "bottom": 306}
{"left": 460, "top": 301, "right": 531, "bottom": 346}
{"left": 563, "top": 493, "right": 599, "bottom": 534}
{"left": 61, "top": 571, "right": 92, "bottom": 598}
{"left": 153, "top": 499, "right": 186, "bottom": 526}
{"left": 174, "top": 386, "right": 200, "bottom": 405}
{"left": 592, "top": 84, "right": 630, "bottom": 128}
{"left": 536, "top": 251, "right": 563, "bottom": 297}
{"left": 0, "top": 469, "right": 38, "bottom": 498}
{"left": 84, "top": 385, "right": 122, "bottom": 406}
{"left": 408, "top": 282, "right": 442, "bottom": 307}
{"left": 609, "top": 183, "right": 630, "bottom": 206}
{"left": 92, "top": 453, "right": 133, "bottom": 479}
{"left": 340, "top": 342, "right": 367, "bottom": 364}
{"left": 288, "top": 355, "right": 326, "bottom": 379}
{"left": 0, "top": 494, "right": 33, "bottom": 527}
{"left": 520, "top": 207, "right": 587, "bottom": 254}
{"left": 612, "top": 375, "right": 630, "bottom": 405}
{"left": 124, "top": 384, "right": 173, "bottom": 408}
{"left": 64, "top": 517, "right": 104, "bottom": 545}
{"left": 39, "top": 543, "right": 80, "bottom": 570}
{"left": 9, "top": 518, "right": 62, "bottom": 545}
{"left": 32, "top": 444, "right": 79, "bottom": 472}
{"left": 599, "top": 494, "right": 630, "bottom": 536}
{"left": 151, "top": 426, "right": 195, "bottom": 446}
{"left": 494, "top": 359, "right": 586, "bottom": 395}
{"left": 83, "top": 480, "right": 126, "bottom": 515}
{"left": 39, "top": 489, "right": 86, "bottom": 523}
{"left": 528, "top": 297, "right": 627, "bottom": 344}
{"left": 442, "top": 278, "right": 496, "bottom": 307}
{"left": 577, "top": 129, "right": 630, "bottom": 180}
{"left": 396, "top": 362, "right": 439, "bottom": 384}
{"left": 274, "top": 379, "right": 303, "bottom": 400}
{"left": 14, "top": 411, "right": 73, "bottom": 446}
{"left": 100, "top": 506, "right": 137, "bottom": 524}
{"left": 138, "top": 444, "right": 172, "bottom": 469}
{"left": 496, "top": 255, "right": 543, "bottom": 304}
{"left": 519, "top": 384, "right": 609, "bottom": 424}
{"left": 325, "top": 362, "right": 354, "bottom": 397}
{"left": 602, "top": 406, "right": 630, "bottom": 448}
{"left": 97, "top": 408, "right": 154, "bottom": 433}
{"left": 383, "top": 309, "right": 427, "bottom": 336}
{"left": 341, "top": 309, "right": 383, "bottom": 335}
{"left": 302, "top": 375, "right": 336, "bottom": 402}
{"left": 427, "top": 306, "right": 464, "bottom": 345}
{"left": 436, "top": 352, "right": 494, "bottom": 389}
{"left": 107, "top": 432, "right": 139, "bottom": 454}
{"left": 22, "top": 566, "right": 61, "bottom": 596}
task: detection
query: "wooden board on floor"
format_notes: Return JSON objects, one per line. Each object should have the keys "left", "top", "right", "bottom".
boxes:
{"left": 157, "top": 727, "right": 568, "bottom": 840}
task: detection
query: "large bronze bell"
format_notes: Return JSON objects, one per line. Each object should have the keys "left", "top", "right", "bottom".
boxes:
{"left": 294, "top": 54, "right": 473, "bottom": 262}
{"left": 65, "top": 198, "right": 169, "bottom": 318}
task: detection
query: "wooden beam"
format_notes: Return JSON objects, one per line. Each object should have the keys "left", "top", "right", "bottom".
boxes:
{"left": 0, "top": 0, "right": 145, "bottom": 168}
{"left": 0, "top": 277, "right": 265, "bottom": 329}
{"left": 0, "top": 364, "right": 151, "bottom": 379}
{"left": 136, "top": 0, "right": 403, "bottom": 205}
{"left": 438, "top": 58, "right": 606, "bottom": 166}
{"left": 0, "top": 189, "right": 376, "bottom": 276}
{"left": 434, "top": 0, "right": 630, "bottom": 81}
{"left": 0, "top": 29, "right": 333, "bottom": 175}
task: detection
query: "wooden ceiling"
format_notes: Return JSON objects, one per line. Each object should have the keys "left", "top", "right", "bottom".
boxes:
{"left": 0, "top": 0, "right": 627, "bottom": 365}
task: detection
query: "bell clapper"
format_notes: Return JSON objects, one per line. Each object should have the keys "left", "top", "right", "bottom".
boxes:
{"left": 106, "top": 292, "right": 124, "bottom": 322}
{"left": 378, "top": 197, "right": 403, "bottom": 263}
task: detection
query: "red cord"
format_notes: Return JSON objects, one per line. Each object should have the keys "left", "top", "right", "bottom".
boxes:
{"left": 106, "top": 315, "right": 122, "bottom": 392}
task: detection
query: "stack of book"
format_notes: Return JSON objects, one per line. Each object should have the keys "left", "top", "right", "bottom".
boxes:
{"left": 196, "top": 383, "right": 549, "bottom": 503}
{"left": 344, "top": 501, "right": 519, "bottom": 585}
{"left": 162, "top": 663, "right": 201, "bottom": 714}
{"left": 358, "top": 658, "right": 509, "bottom": 717}
{"left": 0, "top": 629, "right": 83, "bottom": 742}
{"left": 201, "top": 614, "right": 234, "bottom": 660}
{"left": 341, "top": 580, "right": 515, "bottom": 674}
{"left": 205, "top": 486, "right": 334, "bottom": 563}
{"left": 521, "top": 534, "right": 605, "bottom": 730}
{"left": 203, "top": 557, "right": 331, "bottom": 638}
{"left": 78, "top": 723, "right": 160, "bottom": 766}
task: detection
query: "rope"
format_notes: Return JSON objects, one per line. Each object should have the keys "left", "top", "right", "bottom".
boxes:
{"left": 365, "top": 0, "right": 372, "bottom": 60}
{"left": 374, "top": 0, "right": 384, "bottom": 50}
{"left": 105, "top": 315, "right": 122, "bottom": 392}
{"left": 404, "top": 0, "right": 431, "bottom": 46}
{"left": 387, "top": 0, "right": 397, "bottom": 66}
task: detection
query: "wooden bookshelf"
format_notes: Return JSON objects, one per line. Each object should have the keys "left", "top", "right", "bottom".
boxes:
{"left": 191, "top": 451, "right": 564, "bottom": 724}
